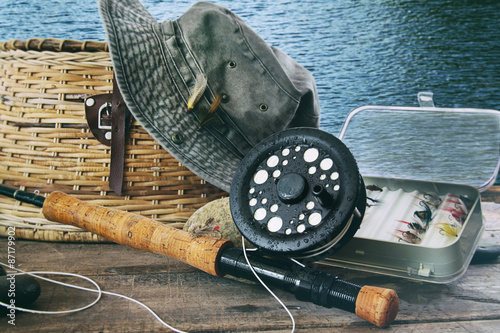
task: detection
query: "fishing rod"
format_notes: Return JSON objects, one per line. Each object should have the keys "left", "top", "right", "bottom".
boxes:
{"left": 0, "top": 185, "right": 398, "bottom": 328}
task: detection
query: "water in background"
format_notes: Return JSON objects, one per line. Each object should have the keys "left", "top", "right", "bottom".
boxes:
{"left": 1, "top": 0, "right": 499, "bottom": 185}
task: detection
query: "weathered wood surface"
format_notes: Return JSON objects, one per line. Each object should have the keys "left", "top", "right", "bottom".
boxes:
{"left": 0, "top": 189, "right": 498, "bottom": 332}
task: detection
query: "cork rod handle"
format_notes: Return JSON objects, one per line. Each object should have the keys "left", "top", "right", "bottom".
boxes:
{"left": 42, "top": 191, "right": 232, "bottom": 276}
{"left": 39, "top": 191, "right": 398, "bottom": 327}
{"left": 355, "top": 286, "right": 399, "bottom": 328}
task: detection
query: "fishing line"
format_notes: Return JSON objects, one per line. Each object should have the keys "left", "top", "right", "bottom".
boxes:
{"left": 289, "top": 258, "right": 306, "bottom": 268}
{"left": 0, "top": 262, "right": 186, "bottom": 333}
{"left": 241, "top": 237, "right": 296, "bottom": 333}
{"left": 292, "top": 214, "right": 356, "bottom": 260}
{"left": 0, "top": 263, "right": 102, "bottom": 315}
{"left": 1, "top": 253, "right": 296, "bottom": 333}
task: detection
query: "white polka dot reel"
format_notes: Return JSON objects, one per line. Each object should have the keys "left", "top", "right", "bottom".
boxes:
{"left": 230, "top": 128, "right": 366, "bottom": 262}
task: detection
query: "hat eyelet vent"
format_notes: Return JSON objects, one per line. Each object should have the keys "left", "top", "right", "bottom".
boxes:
{"left": 228, "top": 61, "right": 237, "bottom": 68}
{"left": 259, "top": 104, "right": 268, "bottom": 112}
{"left": 171, "top": 132, "right": 184, "bottom": 144}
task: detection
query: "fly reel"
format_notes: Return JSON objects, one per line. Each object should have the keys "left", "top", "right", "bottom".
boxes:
{"left": 230, "top": 127, "right": 366, "bottom": 262}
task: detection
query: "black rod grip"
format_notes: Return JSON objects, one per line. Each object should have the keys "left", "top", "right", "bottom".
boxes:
{"left": 219, "top": 247, "right": 360, "bottom": 313}
{"left": 219, "top": 248, "right": 399, "bottom": 327}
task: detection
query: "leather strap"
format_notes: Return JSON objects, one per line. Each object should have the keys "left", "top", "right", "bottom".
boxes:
{"left": 109, "top": 76, "right": 131, "bottom": 195}
{"left": 84, "top": 75, "right": 132, "bottom": 195}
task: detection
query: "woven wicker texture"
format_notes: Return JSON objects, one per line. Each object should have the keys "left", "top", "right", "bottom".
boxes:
{"left": 0, "top": 38, "right": 227, "bottom": 242}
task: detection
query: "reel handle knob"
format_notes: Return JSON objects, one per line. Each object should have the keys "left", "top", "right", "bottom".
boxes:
{"left": 312, "top": 184, "right": 334, "bottom": 208}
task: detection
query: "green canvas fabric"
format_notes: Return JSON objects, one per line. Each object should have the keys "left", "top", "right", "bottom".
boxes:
{"left": 99, "top": 0, "right": 320, "bottom": 191}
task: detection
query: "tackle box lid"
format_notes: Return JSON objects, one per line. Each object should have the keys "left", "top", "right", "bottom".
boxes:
{"left": 337, "top": 92, "right": 500, "bottom": 192}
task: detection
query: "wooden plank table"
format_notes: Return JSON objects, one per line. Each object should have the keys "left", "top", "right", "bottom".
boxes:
{"left": 0, "top": 188, "right": 499, "bottom": 332}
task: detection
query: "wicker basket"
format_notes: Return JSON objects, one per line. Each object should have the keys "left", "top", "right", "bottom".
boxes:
{"left": 0, "top": 38, "right": 227, "bottom": 242}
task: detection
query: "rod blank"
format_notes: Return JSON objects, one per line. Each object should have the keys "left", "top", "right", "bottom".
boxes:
{"left": 0, "top": 185, "right": 45, "bottom": 208}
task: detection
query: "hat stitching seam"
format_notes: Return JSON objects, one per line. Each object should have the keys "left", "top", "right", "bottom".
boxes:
{"left": 159, "top": 22, "right": 236, "bottom": 158}
{"left": 174, "top": 20, "right": 254, "bottom": 149}
{"left": 138, "top": 26, "right": 192, "bottom": 159}
{"left": 152, "top": 23, "right": 243, "bottom": 184}
{"left": 149, "top": 22, "right": 245, "bottom": 181}
{"left": 167, "top": 23, "right": 247, "bottom": 158}
{"left": 173, "top": 20, "right": 254, "bottom": 157}
{"left": 101, "top": 2, "right": 153, "bottom": 133}
{"left": 157, "top": 23, "right": 190, "bottom": 106}
{"left": 231, "top": 15, "right": 300, "bottom": 104}
{"left": 100, "top": 2, "right": 234, "bottom": 191}
{"left": 101, "top": 3, "right": 208, "bottom": 181}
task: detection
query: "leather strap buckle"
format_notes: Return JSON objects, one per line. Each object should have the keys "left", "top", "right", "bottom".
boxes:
{"left": 84, "top": 76, "right": 133, "bottom": 195}
{"left": 85, "top": 94, "right": 113, "bottom": 146}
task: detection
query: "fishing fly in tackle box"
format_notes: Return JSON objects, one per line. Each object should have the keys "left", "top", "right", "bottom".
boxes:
{"left": 320, "top": 92, "right": 500, "bottom": 283}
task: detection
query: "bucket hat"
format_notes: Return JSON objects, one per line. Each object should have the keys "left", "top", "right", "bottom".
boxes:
{"left": 99, "top": 0, "right": 320, "bottom": 191}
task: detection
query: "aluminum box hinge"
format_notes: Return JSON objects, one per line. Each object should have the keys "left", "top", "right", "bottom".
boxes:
{"left": 417, "top": 263, "right": 434, "bottom": 277}
{"left": 407, "top": 262, "right": 434, "bottom": 277}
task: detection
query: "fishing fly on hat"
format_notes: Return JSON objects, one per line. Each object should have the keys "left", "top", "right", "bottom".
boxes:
{"left": 99, "top": 0, "right": 320, "bottom": 192}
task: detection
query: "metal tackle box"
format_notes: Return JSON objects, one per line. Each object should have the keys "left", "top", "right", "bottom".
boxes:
{"left": 322, "top": 92, "right": 500, "bottom": 283}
